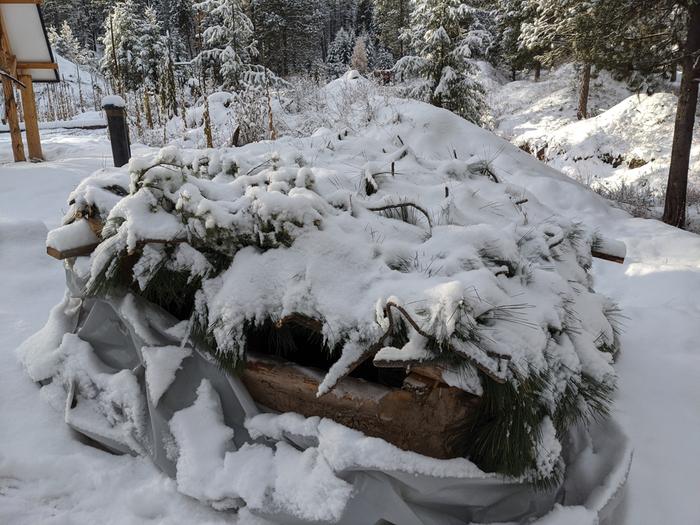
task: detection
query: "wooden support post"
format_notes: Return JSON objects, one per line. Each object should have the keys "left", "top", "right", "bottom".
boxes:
{"left": 0, "top": 8, "right": 24, "bottom": 161}
{"left": 18, "top": 74, "right": 42, "bottom": 161}
{"left": 1, "top": 75, "right": 25, "bottom": 161}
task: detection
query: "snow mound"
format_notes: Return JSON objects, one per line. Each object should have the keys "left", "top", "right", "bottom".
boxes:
{"left": 56, "top": 97, "right": 622, "bottom": 485}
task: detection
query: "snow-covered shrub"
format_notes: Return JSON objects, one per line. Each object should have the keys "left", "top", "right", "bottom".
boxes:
{"left": 281, "top": 71, "right": 394, "bottom": 136}
{"left": 63, "top": 99, "right": 621, "bottom": 487}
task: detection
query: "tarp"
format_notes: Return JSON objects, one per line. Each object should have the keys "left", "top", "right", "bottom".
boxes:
{"left": 28, "top": 264, "right": 632, "bottom": 525}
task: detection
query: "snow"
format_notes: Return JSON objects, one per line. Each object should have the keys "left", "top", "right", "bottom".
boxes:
{"left": 489, "top": 65, "right": 700, "bottom": 228}
{"left": 142, "top": 345, "right": 192, "bottom": 405}
{"left": 1, "top": 84, "right": 699, "bottom": 523}
{"left": 46, "top": 219, "right": 98, "bottom": 252}
{"left": 102, "top": 95, "right": 127, "bottom": 108}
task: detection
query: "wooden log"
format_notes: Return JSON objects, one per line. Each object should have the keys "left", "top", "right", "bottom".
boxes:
{"left": 18, "top": 74, "right": 42, "bottom": 160}
{"left": 241, "top": 354, "right": 480, "bottom": 459}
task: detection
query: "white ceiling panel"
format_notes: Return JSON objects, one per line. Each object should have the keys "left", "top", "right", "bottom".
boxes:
{"left": 1, "top": 3, "right": 59, "bottom": 82}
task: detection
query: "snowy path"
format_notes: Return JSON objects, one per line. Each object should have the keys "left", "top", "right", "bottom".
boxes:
{"left": 1, "top": 130, "right": 699, "bottom": 524}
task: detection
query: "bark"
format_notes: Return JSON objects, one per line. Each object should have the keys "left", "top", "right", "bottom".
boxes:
{"left": 577, "top": 62, "right": 591, "bottom": 120}
{"left": 663, "top": 4, "right": 700, "bottom": 228}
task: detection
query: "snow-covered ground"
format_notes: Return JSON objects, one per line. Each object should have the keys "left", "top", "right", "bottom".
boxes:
{"left": 489, "top": 65, "right": 700, "bottom": 228}
{"left": 1, "top": 112, "right": 699, "bottom": 523}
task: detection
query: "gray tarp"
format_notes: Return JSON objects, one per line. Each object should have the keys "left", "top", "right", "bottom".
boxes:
{"left": 47, "top": 265, "right": 632, "bottom": 525}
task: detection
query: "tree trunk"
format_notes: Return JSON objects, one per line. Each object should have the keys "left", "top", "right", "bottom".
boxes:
{"left": 511, "top": 67, "right": 516, "bottom": 81}
{"left": 534, "top": 61, "right": 541, "bottom": 82}
{"left": 577, "top": 62, "right": 591, "bottom": 120}
{"left": 670, "top": 62, "right": 677, "bottom": 82}
{"left": 662, "top": 4, "right": 700, "bottom": 228}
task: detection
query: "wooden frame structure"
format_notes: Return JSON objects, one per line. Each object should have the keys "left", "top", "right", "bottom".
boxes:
{"left": 0, "top": 0, "right": 59, "bottom": 162}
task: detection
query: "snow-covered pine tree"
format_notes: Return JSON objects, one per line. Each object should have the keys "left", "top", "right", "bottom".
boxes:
{"left": 58, "top": 21, "right": 88, "bottom": 110}
{"left": 136, "top": 7, "right": 170, "bottom": 128}
{"left": 193, "top": 0, "right": 258, "bottom": 90}
{"left": 250, "top": 0, "right": 325, "bottom": 77}
{"left": 139, "top": 7, "right": 168, "bottom": 94}
{"left": 326, "top": 27, "right": 356, "bottom": 77}
{"left": 47, "top": 25, "right": 67, "bottom": 57}
{"left": 373, "top": 0, "right": 410, "bottom": 59}
{"left": 494, "top": 0, "right": 541, "bottom": 80}
{"left": 520, "top": 0, "right": 615, "bottom": 119}
{"left": 157, "top": 0, "right": 196, "bottom": 58}
{"left": 100, "top": 0, "right": 145, "bottom": 94}
{"left": 395, "top": 0, "right": 486, "bottom": 124}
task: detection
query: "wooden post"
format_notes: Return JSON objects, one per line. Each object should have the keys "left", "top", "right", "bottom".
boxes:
{"left": 1, "top": 73, "right": 25, "bottom": 161}
{"left": 18, "top": 74, "right": 42, "bottom": 161}
{"left": 0, "top": 9, "right": 24, "bottom": 162}
{"left": 102, "top": 97, "right": 131, "bottom": 167}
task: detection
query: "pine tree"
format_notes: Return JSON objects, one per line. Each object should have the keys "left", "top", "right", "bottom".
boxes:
{"left": 250, "top": 0, "right": 325, "bottom": 77}
{"left": 395, "top": 0, "right": 486, "bottom": 124}
{"left": 58, "top": 22, "right": 88, "bottom": 110}
{"left": 100, "top": 0, "right": 145, "bottom": 94}
{"left": 193, "top": 0, "right": 258, "bottom": 90}
{"left": 663, "top": 1, "right": 700, "bottom": 228}
{"left": 139, "top": 7, "right": 168, "bottom": 92}
{"left": 494, "top": 0, "right": 541, "bottom": 80}
{"left": 326, "top": 27, "right": 356, "bottom": 77}
{"left": 374, "top": 0, "right": 410, "bottom": 59}
{"left": 520, "top": 0, "right": 617, "bottom": 119}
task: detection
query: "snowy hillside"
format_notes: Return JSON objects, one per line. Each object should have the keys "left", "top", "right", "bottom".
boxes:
{"left": 488, "top": 64, "right": 700, "bottom": 228}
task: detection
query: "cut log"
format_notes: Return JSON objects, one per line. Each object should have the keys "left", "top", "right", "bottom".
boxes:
{"left": 241, "top": 353, "right": 480, "bottom": 459}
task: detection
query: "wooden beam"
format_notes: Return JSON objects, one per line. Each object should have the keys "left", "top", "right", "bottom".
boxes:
{"left": 18, "top": 74, "right": 41, "bottom": 160}
{"left": 0, "top": 67, "right": 24, "bottom": 87}
{"left": 16, "top": 61, "right": 57, "bottom": 71}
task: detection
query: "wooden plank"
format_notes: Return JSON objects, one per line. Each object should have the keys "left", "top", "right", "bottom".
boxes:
{"left": 18, "top": 73, "right": 41, "bottom": 160}
{"left": 241, "top": 354, "right": 480, "bottom": 459}
{"left": 591, "top": 250, "right": 625, "bottom": 264}
{"left": 16, "top": 61, "right": 57, "bottom": 70}
{"left": 0, "top": 67, "right": 24, "bottom": 87}
{"left": 47, "top": 243, "right": 100, "bottom": 260}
